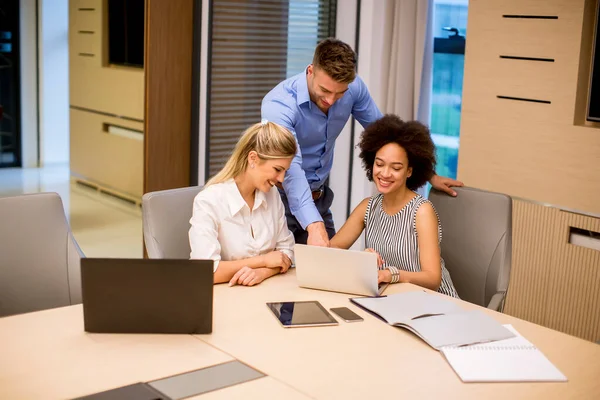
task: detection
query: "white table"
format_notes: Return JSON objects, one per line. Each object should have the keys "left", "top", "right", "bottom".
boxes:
{"left": 0, "top": 305, "right": 230, "bottom": 399}
{"left": 195, "top": 270, "right": 600, "bottom": 400}
{"left": 1, "top": 270, "right": 599, "bottom": 399}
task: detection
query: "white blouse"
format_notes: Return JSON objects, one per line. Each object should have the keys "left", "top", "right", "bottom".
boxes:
{"left": 189, "top": 179, "right": 295, "bottom": 271}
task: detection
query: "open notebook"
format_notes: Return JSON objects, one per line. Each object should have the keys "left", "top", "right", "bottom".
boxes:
{"left": 350, "top": 291, "right": 514, "bottom": 350}
{"left": 441, "top": 324, "right": 567, "bottom": 382}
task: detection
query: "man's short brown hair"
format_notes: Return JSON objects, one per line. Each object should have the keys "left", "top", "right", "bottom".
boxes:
{"left": 312, "top": 38, "right": 357, "bottom": 84}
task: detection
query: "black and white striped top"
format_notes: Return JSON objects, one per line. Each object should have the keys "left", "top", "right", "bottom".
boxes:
{"left": 364, "top": 193, "right": 459, "bottom": 298}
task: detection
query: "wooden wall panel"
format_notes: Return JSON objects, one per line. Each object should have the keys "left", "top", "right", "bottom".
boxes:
{"left": 545, "top": 212, "right": 600, "bottom": 341}
{"left": 504, "top": 200, "right": 600, "bottom": 342}
{"left": 459, "top": 114, "right": 600, "bottom": 216}
{"left": 458, "top": 0, "right": 600, "bottom": 215}
{"left": 143, "top": 0, "right": 194, "bottom": 193}
{"left": 69, "top": 0, "right": 144, "bottom": 120}
{"left": 69, "top": 0, "right": 144, "bottom": 201}
{"left": 504, "top": 200, "right": 562, "bottom": 326}
{"left": 70, "top": 109, "right": 144, "bottom": 197}
{"left": 463, "top": 0, "right": 600, "bottom": 341}
{"left": 473, "top": 0, "right": 585, "bottom": 16}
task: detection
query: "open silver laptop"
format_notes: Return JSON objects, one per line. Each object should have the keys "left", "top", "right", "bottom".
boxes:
{"left": 294, "top": 244, "right": 388, "bottom": 297}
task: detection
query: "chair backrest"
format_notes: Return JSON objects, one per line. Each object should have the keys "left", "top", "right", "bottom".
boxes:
{"left": 142, "top": 186, "right": 203, "bottom": 259}
{"left": 428, "top": 187, "right": 512, "bottom": 308}
{"left": 0, "top": 192, "right": 83, "bottom": 317}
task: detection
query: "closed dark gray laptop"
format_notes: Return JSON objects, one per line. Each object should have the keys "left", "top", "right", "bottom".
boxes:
{"left": 81, "top": 258, "right": 213, "bottom": 334}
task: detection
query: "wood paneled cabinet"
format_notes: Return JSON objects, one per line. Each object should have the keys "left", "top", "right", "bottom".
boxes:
{"left": 70, "top": 109, "right": 143, "bottom": 198}
{"left": 69, "top": 0, "right": 144, "bottom": 200}
{"left": 504, "top": 200, "right": 600, "bottom": 342}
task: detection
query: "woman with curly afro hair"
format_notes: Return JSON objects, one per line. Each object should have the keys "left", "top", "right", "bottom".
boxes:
{"left": 330, "top": 115, "right": 459, "bottom": 297}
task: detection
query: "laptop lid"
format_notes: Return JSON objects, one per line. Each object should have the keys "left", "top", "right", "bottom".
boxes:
{"left": 294, "top": 244, "right": 382, "bottom": 297}
{"left": 81, "top": 258, "right": 213, "bottom": 334}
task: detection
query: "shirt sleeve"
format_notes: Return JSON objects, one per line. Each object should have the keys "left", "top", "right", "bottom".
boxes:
{"left": 189, "top": 192, "right": 222, "bottom": 272}
{"left": 261, "top": 97, "right": 322, "bottom": 229}
{"left": 272, "top": 190, "right": 295, "bottom": 263}
{"left": 351, "top": 75, "right": 383, "bottom": 128}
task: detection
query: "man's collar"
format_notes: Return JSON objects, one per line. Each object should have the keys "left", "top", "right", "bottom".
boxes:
{"left": 296, "top": 65, "right": 311, "bottom": 107}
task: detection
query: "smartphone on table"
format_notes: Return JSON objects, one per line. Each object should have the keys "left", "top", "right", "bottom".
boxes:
{"left": 330, "top": 307, "right": 363, "bottom": 322}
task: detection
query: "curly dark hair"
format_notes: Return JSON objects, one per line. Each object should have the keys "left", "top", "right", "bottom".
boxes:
{"left": 313, "top": 38, "right": 357, "bottom": 84}
{"left": 358, "top": 115, "right": 436, "bottom": 191}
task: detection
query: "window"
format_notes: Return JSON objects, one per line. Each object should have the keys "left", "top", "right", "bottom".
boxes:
{"left": 430, "top": 0, "right": 468, "bottom": 180}
{"left": 206, "top": 0, "right": 336, "bottom": 180}
{"left": 0, "top": 1, "right": 21, "bottom": 167}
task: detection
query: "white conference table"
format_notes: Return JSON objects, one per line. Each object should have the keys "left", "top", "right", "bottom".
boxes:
{"left": 1, "top": 270, "right": 599, "bottom": 399}
{"left": 188, "top": 377, "right": 312, "bottom": 400}
{"left": 195, "top": 270, "right": 600, "bottom": 400}
{"left": 0, "top": 305, "right": 233, "bottom": 399}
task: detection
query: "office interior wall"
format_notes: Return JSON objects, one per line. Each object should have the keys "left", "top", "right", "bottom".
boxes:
{"left": 38, "top": 0, "right": 69, "bottom": 165}
{"left": 460, "top": 0, "right": 600, "bottom": 341}
{"left": 195, "top": 0, "right": 209, "bottom": 185}
{"left": 329, "top": 0, "right": 357, "bottom": 233}
{"left": 20, "top": 0, "right": 39, "bottom": 168}
{"left": 506, "top": 199, "right": 600, "bottom": 341}
{"left": 69, "top": 0, "right": 144, "bottom": 199}
{"left": 459, "top": 0, "right": 600, "bottom": 214}
{"left": 69, "top": 0, "right": 144, "bottom": 119}
{"left": 144, "top": 0, "right": 194, "bottom": 193}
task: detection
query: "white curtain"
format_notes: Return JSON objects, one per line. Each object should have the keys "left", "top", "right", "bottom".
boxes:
{"left": 356, "top": 0, "right": 433, "bottom": 121}
{"left": 384, "top": 0, "right": 434, "bottom": 123}
{"left": 382, "top": 0, "right": 434, "bottom": 198}
{"left": 348, "top": 0, "right": 434, "bottom": 249}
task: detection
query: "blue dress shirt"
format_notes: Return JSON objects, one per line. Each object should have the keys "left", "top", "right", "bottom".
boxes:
{"left": 261, "top": 68, "right": 382, "bottom": 229}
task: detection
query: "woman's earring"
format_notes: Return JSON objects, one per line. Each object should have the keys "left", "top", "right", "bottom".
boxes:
{"left": 250, "top": 164, "right": 255, "bottom": 169}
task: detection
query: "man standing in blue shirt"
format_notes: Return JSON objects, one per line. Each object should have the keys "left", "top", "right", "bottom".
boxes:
{"left": 262, "top": 38, "right": 462, "bottom": 247}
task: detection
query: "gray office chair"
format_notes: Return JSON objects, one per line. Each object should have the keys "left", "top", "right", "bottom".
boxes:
{"left": 428, "top": 187, "right": 512, "bottom": 311}
{"left": 0, "top": 192, "right": 83, "bottom": 317}
{"left": 142, "top": 186, "right": 203, "bottom": 259}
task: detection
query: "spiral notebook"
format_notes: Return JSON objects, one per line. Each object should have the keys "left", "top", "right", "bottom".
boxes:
{"left": 441, "top": 325, "right": 567, "bottom": 382}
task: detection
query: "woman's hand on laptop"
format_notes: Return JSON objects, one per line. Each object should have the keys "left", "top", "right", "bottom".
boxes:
{"left": 263, "top": 251, "right": 292, "bottom": 273}
{"left": 378, "top": 269, "right": 392, "bottom": 284}
{"left": 365, "top": 248, "right": 385, "bottom": 268}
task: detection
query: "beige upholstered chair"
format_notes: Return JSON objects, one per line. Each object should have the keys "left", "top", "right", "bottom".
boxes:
{"left": 429, "top": 187, "right": 512, "bottom": 311}
{"left": 0, "top": 192, "right": 83, "bottom": 317}
{"left": 142, "top": 186, "right": 203, "bottom": 259}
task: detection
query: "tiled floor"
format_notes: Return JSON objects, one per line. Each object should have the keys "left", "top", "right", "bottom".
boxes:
{"left": 0, "top": 164, "right": 143, "bottom": 258}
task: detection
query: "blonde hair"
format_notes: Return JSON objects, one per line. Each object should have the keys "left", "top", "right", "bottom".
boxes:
{"left": 205, "top": 121, "right": 297, "bottom": 187}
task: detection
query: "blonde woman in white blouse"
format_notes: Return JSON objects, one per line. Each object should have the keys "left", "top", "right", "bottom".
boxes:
{"left": 189, "top": 121, "right": 297, "bottom": 286}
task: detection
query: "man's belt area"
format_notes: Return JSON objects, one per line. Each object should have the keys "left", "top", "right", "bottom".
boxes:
{"left": 311, "top": 187, "right": 324, "bottom": 200}
{"left": 276, "top": 183, "right": 324, "bottom": 201}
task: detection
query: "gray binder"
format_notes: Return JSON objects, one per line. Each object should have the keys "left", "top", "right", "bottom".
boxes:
{"left": 73, "top": 383, "right": 171, "bottom": 400}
